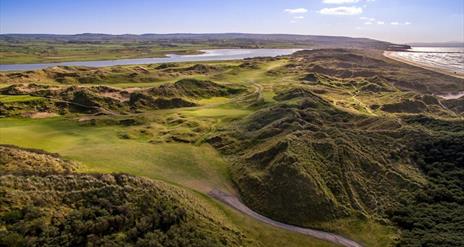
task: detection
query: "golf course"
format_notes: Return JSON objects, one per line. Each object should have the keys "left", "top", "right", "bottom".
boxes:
{"left": 1, "top": 43, "right": 463, "bottom": 246}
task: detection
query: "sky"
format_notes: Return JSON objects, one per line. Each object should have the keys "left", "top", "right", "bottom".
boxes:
{"left": 0, "top": 0, "right": 463, "bottom": 44}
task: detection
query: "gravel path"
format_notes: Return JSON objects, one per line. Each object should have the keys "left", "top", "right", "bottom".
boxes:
{"left": 209, "top": 189, "right": 363, "bottom": 247}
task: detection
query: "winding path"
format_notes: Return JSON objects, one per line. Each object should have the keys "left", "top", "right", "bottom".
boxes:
{"left": 209, "top": 189, "right": 363, "bottom": 247}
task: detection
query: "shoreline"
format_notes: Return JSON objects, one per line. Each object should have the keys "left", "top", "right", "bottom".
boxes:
{"left": 383, "top": 51, "right": 464, "bottom": 79}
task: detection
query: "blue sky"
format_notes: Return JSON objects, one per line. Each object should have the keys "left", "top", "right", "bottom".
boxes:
{"left": 0, "top": 0, "right": 463, "bottom": 43}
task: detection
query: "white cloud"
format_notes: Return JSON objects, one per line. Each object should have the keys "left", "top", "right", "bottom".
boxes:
{"left": 284, "top": 8, "right": 308, "bottom": 14}
{"left": 294, "top": 16, "right": 305, "bottom": 19}
{"left": 360, "top": 17, "right": 375, "bottom": 21}
{"left": 360, "top": 17, "right": 385, "bottom": 25}
{"left": 319, "top": 6, "right": 363, "bottom": 15}
{"left": 389, "top": 21, "right": 412, "bottom": 26}
{"left": 363, "top": 20, "right": 384, "bottom": 25}
{"left": 322, "top": 0, "right": 360, "bottom": 4}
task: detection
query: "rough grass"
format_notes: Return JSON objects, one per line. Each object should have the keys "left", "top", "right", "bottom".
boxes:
{"left": 314, "top": 218, "right": 398, "bottom": 247}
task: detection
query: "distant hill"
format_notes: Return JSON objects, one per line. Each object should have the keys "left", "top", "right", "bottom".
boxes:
{"left": 0, "top": 33, "right": 393, "bottom": 49}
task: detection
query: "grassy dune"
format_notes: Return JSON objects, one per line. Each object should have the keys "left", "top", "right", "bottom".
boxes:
{"left": 1, "top": 49, "right": 463, "bottom": 246}
{"left": 0, "top": 146, "right": 253, "bottom": 247}
{"left": 0, "top": 117, "right": 337, "bottom": 246}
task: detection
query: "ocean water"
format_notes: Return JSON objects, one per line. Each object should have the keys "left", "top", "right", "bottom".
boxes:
{"left": 0, "top": 48, "right": 303, "bottom": 71}
{"left": 392, "top": 46, "right": 464, "bottom": 74}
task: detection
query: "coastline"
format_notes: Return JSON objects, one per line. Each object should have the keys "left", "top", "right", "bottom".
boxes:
{"left": 383, "top": 51, "right": 464, "bottom": 79}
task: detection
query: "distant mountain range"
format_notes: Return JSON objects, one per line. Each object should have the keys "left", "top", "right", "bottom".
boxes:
{"left": 0, "top": 33, "right": 396, "bottom": 50}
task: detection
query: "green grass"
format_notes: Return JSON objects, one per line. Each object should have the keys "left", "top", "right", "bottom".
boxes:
{"left": 181, "top": 107, "right": 251, "bottom": 119}
{"left": 261, "top": 90, "right": 277, "bottom": 103}
{"left": 315, "top": 218, "right": 398, "bottom": 247}
{"left": 0, "top": 41, "right": 209, "bottom": 64}
{"left": 0, "top": 95, "right": 44, "bottom": 103}
{"left": 102, "top": 82, "right": 167, "bottom": 89}
{"left": 0, "top": 117, "right": 233, "bottom": 193}
{"left": 197, "top": 96, "right": 231, "bottom": 105}
{"left": 0, "top": 116, "right": 340, "bottom": 246}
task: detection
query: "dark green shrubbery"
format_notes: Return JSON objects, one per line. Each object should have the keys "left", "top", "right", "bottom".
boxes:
{"left": 390, "top": 135, "right": 464, "bottom": 247}
{"left": 0, "top": 174, "right": 249, "bottom": 247}
{"left": 0, "top": 146, "right": 250, "bottom": 247}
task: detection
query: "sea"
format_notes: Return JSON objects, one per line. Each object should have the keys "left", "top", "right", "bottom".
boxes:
{"left": 390, "top": 46, "right": 464, "bottom": 99}
{"left": 391, "top": 46, "right": 464, "bottom": 75}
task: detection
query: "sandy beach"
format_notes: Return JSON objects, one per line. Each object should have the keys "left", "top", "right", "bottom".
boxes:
{"left": 384, "top": 51, "right": 464, "bottom": 79}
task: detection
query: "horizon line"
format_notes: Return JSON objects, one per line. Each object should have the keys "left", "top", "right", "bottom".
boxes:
{"left": 1, "top": 32, "right": 463, "bottom": 45}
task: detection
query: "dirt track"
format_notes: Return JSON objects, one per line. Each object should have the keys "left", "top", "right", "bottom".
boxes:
{"left": 209, "top": 189, "right": 363, "bottom": 247}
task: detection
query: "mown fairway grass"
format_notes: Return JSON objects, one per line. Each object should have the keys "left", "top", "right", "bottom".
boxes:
{"left": 0, "top": 95, "right": 44, "bottom": 103}
{"left": 0, "top": 117, "right": 233, "bottom": 193}
{"left": 181, "top": 106, "right": 251, "bottom": 119}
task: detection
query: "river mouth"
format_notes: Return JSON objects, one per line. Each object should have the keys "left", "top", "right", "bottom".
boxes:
{"left": 0, "top": 48, "right": 304, "bottom": 72}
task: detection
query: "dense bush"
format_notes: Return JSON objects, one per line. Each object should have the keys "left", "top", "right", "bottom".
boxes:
{"left": 0, "top": 145, "right": 78, "bottom": 174}
{"left": 390, "top": 135, "right": 464, "bottom": 247}
{"left": 0, "top": 146, "right": 250, "bottom": 247}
